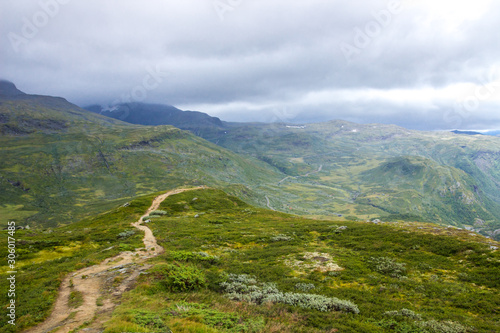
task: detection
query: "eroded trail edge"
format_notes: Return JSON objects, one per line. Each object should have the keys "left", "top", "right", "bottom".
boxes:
{"left": 24, "top": 187, "right": 205, "bottom": 333}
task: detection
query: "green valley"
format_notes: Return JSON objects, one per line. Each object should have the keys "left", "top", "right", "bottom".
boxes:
{"left": 85, "top": 101, "right": 500, "bottom": 239}
{"left": 0, "top": 83, "right": 499, "bottom": 332}
{"left": 0, "top": 90, "right": 283, "bottom": 228}
{"left": 195, "top": 121, "right": 500, "bottom": 239}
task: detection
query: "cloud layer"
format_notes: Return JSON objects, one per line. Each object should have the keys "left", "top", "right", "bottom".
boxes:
{"left": 1, "top": 0, "right": 500, "bottom": 130}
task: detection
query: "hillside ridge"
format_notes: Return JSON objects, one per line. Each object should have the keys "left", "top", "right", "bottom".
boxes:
{"left": 1, "top": 82, "right": 499, "bottom": 239}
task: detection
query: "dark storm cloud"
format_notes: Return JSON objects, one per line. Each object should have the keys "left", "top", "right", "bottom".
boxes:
{"left": 1, "top": 0, "right": 500, "bottom": 130}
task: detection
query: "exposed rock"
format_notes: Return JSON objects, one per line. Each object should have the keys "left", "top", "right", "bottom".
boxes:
{"left": 474, "top": 218, "right": 485, "bottom": 227}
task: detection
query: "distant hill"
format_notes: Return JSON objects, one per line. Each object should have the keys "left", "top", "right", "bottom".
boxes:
{"left": 0, "top": 80, "right": 26, "bottom": 96}
{"left": 0, "top": 81, "right": 128, "bottom": 135}
{"left": 195, "top": 120, "right": 500, "bottom": 239}
{"left": 79, "top": 100, "right": 500, "bottom": 239}
{"left": 0, "top": 83, "right": 284, "bottom": 227}
{"left": 451, "top": 130, "right": 483, "bottom": 136}
{"left": 452, "top": 129, "right": 500, "bottom": 137}
{"left": 84, "top": 103, "right": 227, "bottom": 135}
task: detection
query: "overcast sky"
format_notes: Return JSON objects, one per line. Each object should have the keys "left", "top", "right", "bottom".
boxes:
{"left": 2, "top": 0, "right": 500, "bottom": 130}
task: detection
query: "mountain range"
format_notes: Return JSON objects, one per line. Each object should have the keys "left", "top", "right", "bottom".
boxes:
{"left": 1, "top": 80, "right": 499, "bottom": 332}
{"left": 85, "top": 103, "right": 226, "bottom": 131}
{"left": 1, "top": 80, "right": 500, "bottom": 240}
{"left": 85, "top": 99, "right": 500, "bottom": 240}
{"left": 0, "top": 81, "right": 282, "bottom": 228}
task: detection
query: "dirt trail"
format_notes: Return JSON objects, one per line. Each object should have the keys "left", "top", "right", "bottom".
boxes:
{"left": 23, "top": 186, "right": 206, "bottom": 333}
{"left": 277, "top": 164, "right": 323, "bottom": 185}
{"left": 265, "top": 195, "right": 275, "bottom": 211}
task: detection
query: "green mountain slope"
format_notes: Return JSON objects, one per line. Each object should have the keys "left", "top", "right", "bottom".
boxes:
{"left": 3, "top": 83, "right": 500, "bottom": 239}
{"left": 1, "top": 84, "right": 498, "bottom": 332}
{"left": 195, "top": 121, "right": 500, "bottom": 239}
{"left": 76, "top": 100, "right": 500, "bottom": 238}
{"left": 358, "top": 156, "right": 500, "bottom": 225}
{"left": 0, "top": 83, "right": 128, "bottom": 136}
{"left": 3, "top": 188, "right": 498, "bottom": 332}
{"left": 85, "top": 102, "right": 226, "bottom": 131}
{"left": 0, "top": 84, "right": 284, "bottom": 228}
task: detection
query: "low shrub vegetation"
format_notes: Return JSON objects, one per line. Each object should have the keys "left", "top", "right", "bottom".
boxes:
{"left": 149, "top": 210, "right": 168, "bottom": 216}
{"left": 102, "top": 189, "right": 498, "bottom": 332}
{"left": 271, "top": 234, "right": 293, "bottom": 241}
{"left": 8, "top": 188, "right": 499, "bottom": 332}
{"left": 368, "top": 256, "right": 407, "bottom": 278}
{"left": 153, "top": 263, "right": 207, "bottom": 292}
{"left": 295, "top": 282, "right": 316, "bottom": 292}
{"left": 170, "top": 250, "right": 220, "bottom": 264}
{"left": 131, "top": 310, "right": 169, "bottom": 330}
{"left": 221, "top": 274, "right": 360, "bottom": 313}
{"left": 117, "top": 230, "right": 135, "bottom": 239}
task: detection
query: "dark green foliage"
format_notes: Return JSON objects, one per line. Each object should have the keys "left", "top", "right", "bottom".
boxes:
{"left": 377, "top": 318, "right": 426, "bottom": 333}
{"left": 170, "top": 251, "right": 219, "bottom": 264}
{"left": 131, "top": 310, "right": 169, "bottom": 330}
{"left": 165, "top": 302, "right": 262, "bottom": 331}
{"left": 154, "top": 263, "right": 207, "bottom": 292}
